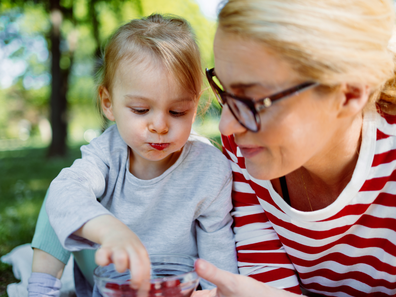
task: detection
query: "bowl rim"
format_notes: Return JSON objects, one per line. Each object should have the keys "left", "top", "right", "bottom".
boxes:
{"left": 93, "top": 254, "right": 199, "bottom": 284}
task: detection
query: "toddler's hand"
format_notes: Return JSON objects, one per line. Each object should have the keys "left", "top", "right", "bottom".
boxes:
{"left": 75, "top": 215, "right": 151, "bottom": 294}
{"left": 96, "top": 228, "right": 150, "bottom": 290}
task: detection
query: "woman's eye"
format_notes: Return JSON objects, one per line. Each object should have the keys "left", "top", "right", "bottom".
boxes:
{"left": 131, "top": 108, "right": 149, "bottom": 114}
{"left": 170, "top": 110, "right": 187, "bottom": 117}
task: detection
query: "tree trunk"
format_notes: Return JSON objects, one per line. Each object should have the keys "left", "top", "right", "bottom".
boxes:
{"left": 47, "top": 0, "right": 67, "bottom": 157}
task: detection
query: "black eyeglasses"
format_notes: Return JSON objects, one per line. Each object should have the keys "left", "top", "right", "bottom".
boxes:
{"left": 206, "top": 68, "right": 319, "bottom": 132}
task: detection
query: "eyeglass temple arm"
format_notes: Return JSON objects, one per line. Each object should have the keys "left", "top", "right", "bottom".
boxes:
{"left": 256, "top": 82, "right": 320, "bottom": 112}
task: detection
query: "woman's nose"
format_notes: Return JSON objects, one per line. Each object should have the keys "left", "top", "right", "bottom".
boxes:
{"left": 148, "top": 115, "right": 169, "bottom": 134}
{"left": 219, "top": 104, "right": 246, "bottom": 136}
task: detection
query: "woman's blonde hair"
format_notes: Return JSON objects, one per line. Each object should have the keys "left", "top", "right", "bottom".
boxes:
{"left": 96, "top": 13, "right": 203, "bottom": 111}
{"left": 218, "top": 0, "right": 396, "bottom": 106}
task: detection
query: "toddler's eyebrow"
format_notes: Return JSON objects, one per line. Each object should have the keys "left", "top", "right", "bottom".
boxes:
{"left": 124, "top": 94, "right": 194, "bottom": 103}
{"left": 124, "top": 94, "right": 149, "bottom": 101}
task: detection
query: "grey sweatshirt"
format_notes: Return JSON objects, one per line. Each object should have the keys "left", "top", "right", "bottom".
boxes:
{"left": 46, "top": 124, "right": 238, "bottom": 288}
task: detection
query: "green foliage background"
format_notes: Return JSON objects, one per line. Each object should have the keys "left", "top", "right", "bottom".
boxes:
{"left": 0, "top": 0, "right": 219, "bottom": 147}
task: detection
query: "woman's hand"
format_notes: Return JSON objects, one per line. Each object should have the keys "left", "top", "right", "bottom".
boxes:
{"left": 194, "top": 259, "right": 303, "bottom": 297}
{"left": 74, "top": 215, "right": 151, "bottom": 294}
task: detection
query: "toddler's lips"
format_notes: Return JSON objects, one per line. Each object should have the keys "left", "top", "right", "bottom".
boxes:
{"left": 149, "top": 143, "right": 170, "bottom": 151}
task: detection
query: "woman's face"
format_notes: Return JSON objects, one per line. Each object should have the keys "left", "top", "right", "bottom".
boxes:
{"left": 214, "top": 28, "right": 345, "bottom": 180}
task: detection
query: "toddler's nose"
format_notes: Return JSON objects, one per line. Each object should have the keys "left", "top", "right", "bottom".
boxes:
{"left": 148, "top": 117, "right": 169, "bottom": 134}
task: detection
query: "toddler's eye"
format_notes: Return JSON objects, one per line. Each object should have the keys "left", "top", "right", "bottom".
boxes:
{"left": 132, "top": 108, "right": 149, "bottom": 114}
{"left": 170, "top": 110, "right": 187, "bottom": 117}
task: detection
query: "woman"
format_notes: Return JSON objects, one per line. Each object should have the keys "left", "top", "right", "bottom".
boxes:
{"left": 195, "top": 0, "right": 396, "bottom": 296}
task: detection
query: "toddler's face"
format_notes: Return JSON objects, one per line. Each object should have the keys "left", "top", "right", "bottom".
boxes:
{"left": 101, "top": 57, "right": 197, "bottom": 175}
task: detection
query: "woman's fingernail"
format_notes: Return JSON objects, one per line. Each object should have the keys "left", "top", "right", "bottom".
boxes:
{"left": 198, "top": 260, "right": 207, "bottom": 270}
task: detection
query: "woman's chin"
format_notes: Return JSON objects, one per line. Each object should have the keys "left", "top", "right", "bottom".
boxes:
{"left": 245, "top": 162, "right": 277, "bottom": 181}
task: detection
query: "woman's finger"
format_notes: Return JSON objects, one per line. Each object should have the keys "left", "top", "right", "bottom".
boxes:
{"left": 191, "top": 289, "right": 217, "bottom": 297}
{"left": 195, "top": 259, "right": 300, "bottom": 297}
{"left": 195, "top": 259, "right": 237, "bottom": 296}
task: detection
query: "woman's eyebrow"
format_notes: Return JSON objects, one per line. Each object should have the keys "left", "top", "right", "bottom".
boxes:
{"left": 217, "top": 75, "right": 275, "bottom": 92}
{"left": 229, "top": 82, "right": 277, "bottom": 95}
{"left": 230, "top": 79, "right": 300, "bottom": 93}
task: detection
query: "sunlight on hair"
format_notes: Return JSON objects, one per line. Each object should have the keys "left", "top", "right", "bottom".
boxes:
{"left": 219, "top": 0, "right": 396, "bottom": 106}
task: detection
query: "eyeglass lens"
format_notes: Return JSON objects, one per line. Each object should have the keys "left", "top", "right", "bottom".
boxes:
{"left": 208, "top": 69, "right": 258, "bottom": 131}
{"left": 227, "top": 97, "right": 257, "bottom": 131}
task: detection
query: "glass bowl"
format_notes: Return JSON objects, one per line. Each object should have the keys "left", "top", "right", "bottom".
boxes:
{"left": 93, "top": 254, "right": 200, "bottom": 297}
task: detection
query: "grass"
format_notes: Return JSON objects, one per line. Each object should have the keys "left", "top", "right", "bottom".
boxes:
{"left": 0, "top": 145, "right": 82, "bottom": 297}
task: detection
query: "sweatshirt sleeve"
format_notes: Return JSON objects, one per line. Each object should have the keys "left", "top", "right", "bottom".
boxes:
{"left": 195, "top": 153, "right": 239, "bottom": 289}
{"left": 46, "top": 136, "right": 114, "bottom": 252}
{"left": 31, "top": 189, "right": 71, "bottom": 264}
{"left": 222, "top": 134, "right": 302, "bottom": 294}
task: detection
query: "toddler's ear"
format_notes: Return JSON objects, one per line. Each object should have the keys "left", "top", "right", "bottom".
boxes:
{"left": 99, "top": 86, "right": 115, "bottom": 122}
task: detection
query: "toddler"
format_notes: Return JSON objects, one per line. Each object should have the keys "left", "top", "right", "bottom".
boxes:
{"left": 28, "top": 13, "right": 238, "bottom": 297}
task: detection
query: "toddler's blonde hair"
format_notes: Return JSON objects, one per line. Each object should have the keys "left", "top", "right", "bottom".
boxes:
{"left": 218, "top": 0, "right": 396, "bottom": 106}
{"left": 96, "top": 13, "right": 203, "bottom": 110}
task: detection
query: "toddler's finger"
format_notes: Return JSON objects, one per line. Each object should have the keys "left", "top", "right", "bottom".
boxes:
{"left": 112, "top": 249, "right": 129, "bottom": 273}
{"left": 128, "top": 249, "right": 151, "bottom": 290}
{"left": 136, "top": 279, "right": 150, "bottom": 297}
{"left": 95, "top": 247, "right": 112, "bottom": 266}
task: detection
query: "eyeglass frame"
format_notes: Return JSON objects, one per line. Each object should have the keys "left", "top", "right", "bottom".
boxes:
{"left": 205, "top": 68, "right": 320, "bottom": 132}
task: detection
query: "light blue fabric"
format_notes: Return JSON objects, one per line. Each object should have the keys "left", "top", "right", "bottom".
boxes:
{"left": 32, "top": 191, "right": 97, "bottom": 287}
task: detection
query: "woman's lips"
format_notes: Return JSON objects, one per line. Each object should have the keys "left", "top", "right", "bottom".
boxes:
{"left": 238, "top": 146, "right": 264, "bottom": 158}
{"left": 149, "top": 143, "right": 170, "bottom": 151}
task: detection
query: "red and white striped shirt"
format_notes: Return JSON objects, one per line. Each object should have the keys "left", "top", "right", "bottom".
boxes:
{"left": 223, "top": 109, "right": 396, "bottom": 296}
